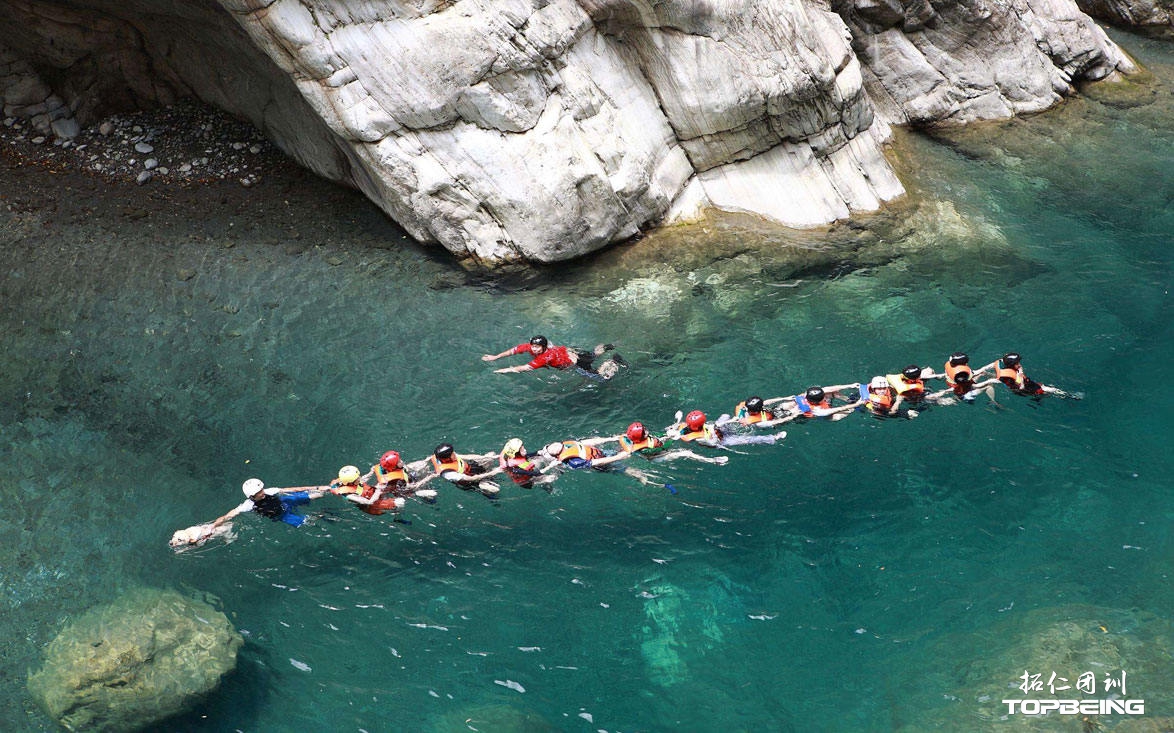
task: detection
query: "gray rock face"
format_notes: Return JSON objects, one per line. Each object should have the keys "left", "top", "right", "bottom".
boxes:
{"left": 27, "top": 588, "right": 243, "bottom": 733}
{"left": 1077, "top": 0, "right": 1174, "bottom": 31}
{"left": 837, "top": 0, "right": 1136, "bottom": 126}
{"left": 0, "top": 0, "right": 1139, "bottom": 263}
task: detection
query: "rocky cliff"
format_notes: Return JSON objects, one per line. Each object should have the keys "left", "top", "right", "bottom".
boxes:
{"left": 0, "top": 0, "right": 1140, "bottom": 264}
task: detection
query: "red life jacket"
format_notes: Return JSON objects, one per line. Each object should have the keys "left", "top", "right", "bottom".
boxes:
{"left": 499, "top": 455, "right": 539, "bottom": 485}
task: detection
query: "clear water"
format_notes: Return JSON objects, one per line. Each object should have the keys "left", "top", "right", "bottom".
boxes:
{"left": 2, "top": 29, "right": 1173, "bottom": 732}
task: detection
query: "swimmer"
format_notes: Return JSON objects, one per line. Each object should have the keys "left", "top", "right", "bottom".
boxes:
{"left": 884, "top": 365, "right": 930, "bottom": 403}
{"left": 666, "top": 410, "right": 786, "bottom": 447}
{"left": 861, "top": 376, "right": 919, "bottom": 418}
{"left": 330, "top": 464, "right": 407, "bottom": 516}
{"left": 975, "top": 352, "right": 1082, "bottom": 399}
{"left": 765, "top": 385, "right": 863, "bottom": 422}
{"left": 539, "top": 438, "right": 662, "bottom": 487}
{"left": 498, "top": 438, "right": 558, "bottom": 491}
{"left": 925, "top": 352, "right": 1000, "bottom": 405}
{"left": 716, "top": 395, "right": 792, "bottom": 429}
{"left": 426, "top": 443, "right": 502, "bottom": 497}
{"left": 482, "top": 335, "right": 626, "bottom": 380}
{"left": 364, "top": 450, "right": 439, "bottom": 503}
{"left": 591, "top": 421, "right": 728, "bottom": 466}
{"left": 207, "top": 478, "right": 326, "bottom": 531}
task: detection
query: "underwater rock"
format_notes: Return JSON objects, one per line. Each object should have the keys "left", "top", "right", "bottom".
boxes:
{"left": 639, "top": 576, "right": 746, "bottom": 687}
{"left": 895, "top": 605, "right": 1174, "bottom": 731}
{"left": 27, "top": 588, "right": 243, "bottom": 733}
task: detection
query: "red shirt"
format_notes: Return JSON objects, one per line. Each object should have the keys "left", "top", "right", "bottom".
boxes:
{"left": 511, "top": 343, "right": 575, "bottom": 370}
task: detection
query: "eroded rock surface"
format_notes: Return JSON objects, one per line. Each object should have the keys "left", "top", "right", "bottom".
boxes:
{"left": 0, "top": 0, "right": 1139, "bottom": 263}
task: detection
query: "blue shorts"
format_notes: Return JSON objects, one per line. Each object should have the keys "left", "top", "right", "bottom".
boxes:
{"left": 279, "top": 491, "right": 311, "bottom": 527}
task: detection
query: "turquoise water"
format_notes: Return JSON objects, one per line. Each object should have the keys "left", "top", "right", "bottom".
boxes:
{"left": 2, "top": 29, "right": 1173, "bottom": 732}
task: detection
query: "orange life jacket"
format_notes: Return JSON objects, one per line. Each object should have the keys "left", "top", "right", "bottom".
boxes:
{"left": 867, "top": 389, "right": 894, "bottom": 413}
{"left": 996, "top": 360, "right": 1027, "bottom": 389}
{"left": 620, "top": 434, "right": 663, "bottom": 453}
{"left": 375, "top": 466, "right": 407, "bottom": 485}
{"left": 678, "top": 423, "right": 718, "bottom": 442}
{"left": 431, "top": 455, "right": 468, "bottom": 475}
{"left": 944, "top": 360, "right": 972, "bottom": 389}
{"left": 887, "top": 374, "right": 925, "bottom": 396}
{"left": 556, "top": 441, "right": 602, "bottom": 462}
{"left": 734, "top": 401, "right": 773, "bottom": 424}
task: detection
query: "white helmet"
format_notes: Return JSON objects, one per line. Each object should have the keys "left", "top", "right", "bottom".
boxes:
{"left": 869, "top": 376, "right": 888, "bottom": 390}
{"left": 242, "top": 478, "right": 265, "bottom": 497}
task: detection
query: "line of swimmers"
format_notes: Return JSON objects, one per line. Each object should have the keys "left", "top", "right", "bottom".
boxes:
{"left": 171, "top": 351, "right": 1079, "bottom": 547}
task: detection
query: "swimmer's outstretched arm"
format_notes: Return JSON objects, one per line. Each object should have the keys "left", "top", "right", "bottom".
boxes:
{"left": 822, "top": 383, "right": 860, "bottom": 394}
{"left": 762, "top": 396, "right": 794, "bottom": 407}
{"left": 587, "top": 451, "right": 632, "bottom": 468}
{"left": 652, "top": 449, "right": 728, "bottom": 466}
{"left": 973, "top": 360, "right": 998, "bottom": 376}
{"left": 494, "top": 364, "right": 535, "bottom": 374}
{"left": 580, "top": 436, "right": 620, "bottom": 447}
{"left": 481, "top": 347, "right": 518, "bottom": 362}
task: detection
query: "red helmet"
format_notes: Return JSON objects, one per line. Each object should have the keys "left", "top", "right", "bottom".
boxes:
{"left": 685, "top": 410, "right": 706, "bottom": 430}
{"left": 380, "top": 450, "right": 402, "bottom": 470}
{"left": 626, "top": 422, "right": 646, "bottom": 441}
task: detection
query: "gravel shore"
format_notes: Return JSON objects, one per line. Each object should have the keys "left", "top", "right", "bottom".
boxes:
{"left": 1, "top": 100, "right": 284, "bottom": 188}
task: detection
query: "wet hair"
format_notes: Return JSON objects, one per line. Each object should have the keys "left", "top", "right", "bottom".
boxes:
{"left": 745, "top": 396, "right": 764, "bottom": 413}
{"left": 948, "top": 352, "right": 969, "bottom": 366}
{"left": 954, "top": 370, "right": 973, "bottom": 383}
{"left": 902, "top": 365, "right": 922, "bottom": 380}
{"left": 434, "top": 443, "right": 455, "bottom": 460}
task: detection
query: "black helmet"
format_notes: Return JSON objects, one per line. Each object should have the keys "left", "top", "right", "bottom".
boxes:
{"left": 902, "top": 365, "right": 922, "bottom": 380}
{"left": 954, "top": 370, "right": 973, "bottom": 383}
{"left": 1002, "top": 352, "right": 1021, "bottom": 367}
{"left": 805, "top": 386, "right": 826, "bottom": 403}
{"left": 434, "top": 443, "right": 455, "bottom": 460}
{"left": 529, "top": 335, "right": 549, "bottom": 349}
{"left": 948, "top": 352, "right": 969, "bottom": 366}
{"left": 745, "top": 396, "right": 764, "bottom": 413}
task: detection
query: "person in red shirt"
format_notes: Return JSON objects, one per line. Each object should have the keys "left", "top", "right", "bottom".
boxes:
{"left": 482, "top": 335, "right": 624, "bottom": 379}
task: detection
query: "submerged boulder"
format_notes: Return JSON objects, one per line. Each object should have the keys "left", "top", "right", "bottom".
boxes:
{"left": 27, "top": 588, "right": 243, "bottom": 732}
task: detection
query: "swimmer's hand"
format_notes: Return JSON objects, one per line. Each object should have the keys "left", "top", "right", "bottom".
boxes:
{"left": 415, "top": 489, "right": 438, "bottom": 500}
{"left": 481, "top": 354, "right": 496, "bottom": 361}
{"left": 907, "top": 409, "right": 919, "bottom": 419}
{"left": 714, "top": 456, "right": 729, "bottom": 465}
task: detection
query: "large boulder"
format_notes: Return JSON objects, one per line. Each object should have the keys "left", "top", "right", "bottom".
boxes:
{"left": 27, "top": 588, "right": 243, "bottom": 732}
{"left": 0, "top": 0, "right": 1139, "bottom": 264}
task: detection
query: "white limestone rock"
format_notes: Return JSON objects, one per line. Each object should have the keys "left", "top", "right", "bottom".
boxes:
{"left": 0, "top": 0, "right": 1144, "bottom": 263}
